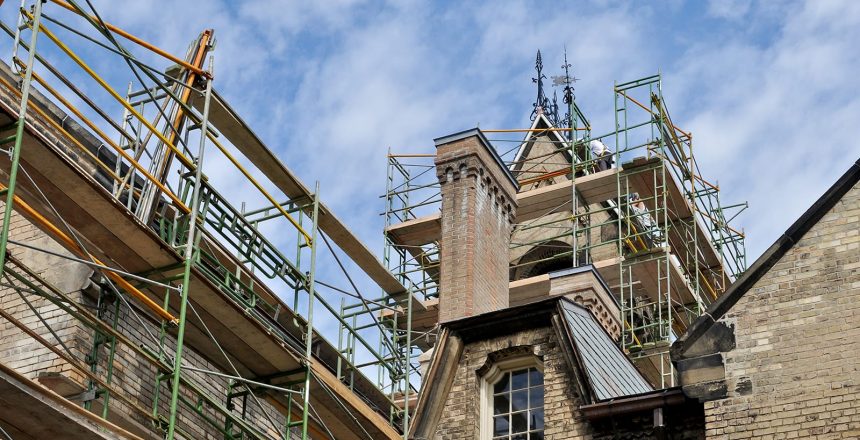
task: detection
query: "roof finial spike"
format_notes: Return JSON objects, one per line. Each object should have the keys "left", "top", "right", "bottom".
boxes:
{"left": 531, "top": 50, "right": 550, "bottom": 122}
{"left": 561, "top": 46, "right": 575, "bottom": 106}
{"left": 551, "top": 46, "right": 580, "bottom": 137}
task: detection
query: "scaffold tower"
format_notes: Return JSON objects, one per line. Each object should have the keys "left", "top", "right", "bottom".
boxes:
{"left": 381, "top": 56, "right": 747, "bottom": 389}
{"left": 0, "top": 1, "right": 421, "bottom": 438}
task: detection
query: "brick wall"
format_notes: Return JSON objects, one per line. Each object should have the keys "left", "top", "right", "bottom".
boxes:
{"left": 432, "top": 324, "right": 703, "bottom": 439}
{"left": 433, "top": 326, "right": 594, "bottom": 439}
{"left": 0, "top": 207, "right": 91, "bottom": 386}
{"left": 704, "top": 183, "right": 860, "bottom": 439}
{"left": 0, "top": 207, "right": 289, "bottom": 439}
{"left": 435, "top": 133, "right": 518, "bottom": 322}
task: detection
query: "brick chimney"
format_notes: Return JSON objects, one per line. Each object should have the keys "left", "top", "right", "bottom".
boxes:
{"left": 434, "top": 129, "right": 519, "bottom": 323}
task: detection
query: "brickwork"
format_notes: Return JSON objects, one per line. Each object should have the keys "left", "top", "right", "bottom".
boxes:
{"left": 435, "top": 134, "right": 518, "bottom": 322}
{"left": 433, "top": 324, "right": 703, "bottom": 439}
{"left": 434, "top": 326, "right": 594, "bottom": 439}
{"left": 705, "top": 183, "right": 860, "bottom": 439}
{"left": 0, "top": 207, "right": 91, "bottom": 386}
{"left": 0, "top": 207, "right": 288, "bottom": 439}
{"left": 548, "top": 272, "right": 622, "bottom": 341}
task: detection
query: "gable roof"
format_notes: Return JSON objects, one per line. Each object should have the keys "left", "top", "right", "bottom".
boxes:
{"left": 441, "top": 294, "right": 651, "bottom": 400}
{"left": 510, "top": 112, "right": 572, "bottom": 172}
{"left": 672, "top": 158, "right": 860, "bottom": 359}
{"left": 558, "top": 299, "right": 652, "bottom": 401}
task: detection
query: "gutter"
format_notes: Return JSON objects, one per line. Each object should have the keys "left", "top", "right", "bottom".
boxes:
{"left": 580, "top": 388, "right": 687, "bottom": 420}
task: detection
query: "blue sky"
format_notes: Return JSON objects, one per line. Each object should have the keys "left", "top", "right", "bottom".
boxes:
{"left": 45, "top": 0, "right": 853, "bottom": 263}
{"left": 2, "top": 0, "right": 858, "bottom": 376}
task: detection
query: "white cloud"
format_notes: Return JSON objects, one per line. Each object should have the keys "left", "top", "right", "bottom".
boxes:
{"left": 668, "top": 0, "right": 860, "bottom": 258}
{"left": 4, "top": 0, "right": 859, "bottom": 373}
{"left": 707, "top": 0, "right": 753, "bottom": 21}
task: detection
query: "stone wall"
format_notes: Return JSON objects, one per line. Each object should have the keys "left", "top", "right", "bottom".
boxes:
{"left": 0, "top": 207, "right": 91, "bottom": 386}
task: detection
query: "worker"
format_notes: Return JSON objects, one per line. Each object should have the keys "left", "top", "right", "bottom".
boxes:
{"left": 589, "top": 139, "right": 614, "bottom": 171}
{"left": 629, "top": 193, "right": 661, "bottom": 248}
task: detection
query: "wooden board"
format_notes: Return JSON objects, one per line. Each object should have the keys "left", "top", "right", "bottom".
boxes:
{"left": 0, "top": 103, "right": 303, "bottom": 379}
{"left": 622, "top": 157, "right": 692, "bottom": 221}
{"left": 385, "top": 213, "right": 441, "bottom": 247}
{"left": 574, "top": 167, "right": 620, "bottom": 205}
{"left": 0, "top": 361, "right": 142, "bottom": 440}
{"left": 594, "top": 252, "right": 700, "bottom": 332}
{"left": 385, "top": 170, "right": 616, "bottom": 243}
{"left": 190, "top": 92, "right": 426, "bottom": 313}
{"left": 667, "top": 216, "right": 727, "bottom": 300}
{"left": 516, "top": 180, "right": 573, "bottom": 222}
{"left": 593, "top": 252, "right": 698, "bottom": 306}
{"left": 0, "top": 86, "right": 400, "bottom": 439}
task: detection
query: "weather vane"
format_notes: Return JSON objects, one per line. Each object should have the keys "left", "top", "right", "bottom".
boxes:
{"left": 551, "top": 47, "right": 579, "bottom": 135}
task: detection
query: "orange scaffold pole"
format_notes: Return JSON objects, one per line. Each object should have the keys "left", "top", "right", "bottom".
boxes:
{"left": 0, "top": 182, "right": 178, "bottom": 323}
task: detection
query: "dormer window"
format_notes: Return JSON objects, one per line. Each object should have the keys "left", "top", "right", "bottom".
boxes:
{"left": 481, "top": 357, "right": 545, "bottom": 439}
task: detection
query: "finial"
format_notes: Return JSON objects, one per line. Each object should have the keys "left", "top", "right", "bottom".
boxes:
{"left": 531, "top": 50, "right": 550, "bottom": 122}
{"left": 551, "top": 90, "right": 562, "bottom": 127}
{"left": 552, "top": 46, "right": 579, "bottom": 136}
{"left": 561, "top": 48, "right": 576, "bottom": 106}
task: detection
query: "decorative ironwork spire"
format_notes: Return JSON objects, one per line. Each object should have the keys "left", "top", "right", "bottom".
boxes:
{"left": 530, "top": 50, "right": 551, "bottom": 122}
{"left": 552, "top": 47, "right": 579, "bottom": 137}
{"left": 550, "top": 90, "right": 562, "bottom": 127}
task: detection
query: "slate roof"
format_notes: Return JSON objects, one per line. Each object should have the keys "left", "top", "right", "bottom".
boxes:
{"left": 559, "top": 299, "right": 652, "bottom": 400}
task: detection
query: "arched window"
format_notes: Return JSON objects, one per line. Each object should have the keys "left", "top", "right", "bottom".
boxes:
{"left": 510, "top": 240, "right": 574, "bottom": 281}
{"left": 480, "top": 357, "right": 545, "bottom": 440}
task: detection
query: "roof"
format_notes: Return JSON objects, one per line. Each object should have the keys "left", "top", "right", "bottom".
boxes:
{"left": 510, "top": 112, "right": 572, "bottom": 171}
{"left": 550, "top": 264, "right": 620, "bottom": 309}
{"left": 558, "top": 299, "right": 652, "bottom": 400}
{"left": 442, "top": 296, "right": 559, "bottom": 343}
{"left": 672, "top": 157, "right": 860, "bottom": 359}
{"left": 442, "top": 294, "right": 652, "bottom": 402}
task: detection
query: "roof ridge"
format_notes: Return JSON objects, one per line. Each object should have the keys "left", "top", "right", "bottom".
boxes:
{"left": 672, "top": 157, "right": 860, "bottom": 359}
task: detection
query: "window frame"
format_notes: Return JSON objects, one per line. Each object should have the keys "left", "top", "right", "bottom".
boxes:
{"left": 479, "top": 355, "right": 545, "bottom": 440}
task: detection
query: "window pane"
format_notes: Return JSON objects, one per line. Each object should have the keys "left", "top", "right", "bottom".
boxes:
{"left": 529, "top": 387, "right": 544, "bottom": 408}
{"left": 493, "top": 415, "right": 509, "bottom": 436}
{"left": 528, "top": 368, "right": 543, "bottom": 387}
{"left": 494, "top": 373, "right": 510, "bottom": 393}
{"left": 511, "top": 411, "right": 528, "bottom": 433}
{"left": 488, "top": 367, "right": 544, "bottom": 440}
{"left": 511, "top": 369, "right": 528, "bottom": 390}
{"left": 511, "top": 390, "right": 528, "bottom": 412}
{"left": 493, "top": 394, "right": 509, "bottom": 415}
{"left": 530, "top": 409, "right": 544, "bottom": 430}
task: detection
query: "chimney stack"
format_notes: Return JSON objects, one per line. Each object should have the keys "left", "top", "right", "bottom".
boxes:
{"left": 434, "top": 129, "right": 519, "bottom": 323}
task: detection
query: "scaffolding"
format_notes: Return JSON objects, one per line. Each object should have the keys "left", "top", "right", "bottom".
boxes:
{"left": 0, "top": 1, "right": 418, "bottom": 439}
{"left": 382, "top": 74, "right": 746, "bottom": 389}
